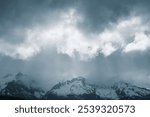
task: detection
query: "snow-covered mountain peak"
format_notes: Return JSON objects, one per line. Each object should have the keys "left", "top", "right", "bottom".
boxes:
{"left": 0, "top": 73, "right": 15, "bottom": 90}
{"left": 48, "top": 77, "right": 94, "bottom": 96}
{"left": 112, "top": 81, "right": 150, "bottom": 99}
{"left": 45, "top": 78, "right": 150, "bottom": 100}
{"left": 66, "top": 77, "right": 86, "bottom": 85}
{"left": 113, "top": 81, "right": 130, "bottom": 89}
{"left": 1, "top": 74, "right": 150, "bottom": 100}
{"left": 16, "top": 72, "right": 24, "bottom": 79}
{"left": 0, "top": 72, "right": 45, "bottom": 99}
{"left": 1, "top": 72, "right": 25, "bottom": 85}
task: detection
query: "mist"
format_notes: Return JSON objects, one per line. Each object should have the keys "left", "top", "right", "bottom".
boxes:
{"left": 0, "top": 0, "right": 150, "bottom": 90}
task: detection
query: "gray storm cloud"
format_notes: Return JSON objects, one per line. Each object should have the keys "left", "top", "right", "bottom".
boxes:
{"left": 0, "top": 0, "right": 150, "bottom": 89}
{"left": 0, "top": 9, "right": 150, "bottom": 60}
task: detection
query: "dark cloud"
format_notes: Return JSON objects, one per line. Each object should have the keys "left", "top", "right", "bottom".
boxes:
{"left": 0, "top": 0, "right": 75, "bottom": 43}
{"left": 76, "top": 0, "right": 132, "bottom": 33}
{"left": 0, "top": 0, "right": 150, "bottom": 38}
{"left": 0, "top": 0, "right": 150, "bottom": 90}
{"left": 75, "top": 0, "right": 150, "bottom": 34}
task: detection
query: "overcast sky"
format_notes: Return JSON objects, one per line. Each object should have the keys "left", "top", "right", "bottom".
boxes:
{"left": 0, "top": 0, "right": 150, "bottom": 90}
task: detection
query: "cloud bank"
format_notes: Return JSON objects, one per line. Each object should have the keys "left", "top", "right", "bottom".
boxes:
{"left": 0, "top": 0, "right": 150, "bottom": 89}
{"left": 0, "top": 9, "right": 150, "bottom": 60}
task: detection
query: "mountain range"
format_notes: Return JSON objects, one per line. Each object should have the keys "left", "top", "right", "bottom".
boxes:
{"left": 0, "top": 73, "right": 150, "bottom": 100}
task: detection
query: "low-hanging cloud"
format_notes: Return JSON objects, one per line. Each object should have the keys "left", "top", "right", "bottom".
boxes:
{"left": 0, "top": 8, "right": 150, "bottom": 60}
{"left": 0, "top": 0, "right": 150, "bottom": 90}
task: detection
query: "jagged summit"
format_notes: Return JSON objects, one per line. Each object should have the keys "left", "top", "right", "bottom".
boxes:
{"left": 16, "top": 72, "right": 24, "bottom": 78}
{"left": 2, "top": 72, "right": 24, "bottom": 82}
{"left": 45, "top": 77, "right": 94, "bottom": 99}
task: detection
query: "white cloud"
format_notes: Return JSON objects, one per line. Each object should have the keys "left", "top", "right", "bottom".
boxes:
{"left": 0, "top": 9, "right": 150, "bottom": 60}
{"left": 124, "top": 32, "right": 150, "bottom": 52}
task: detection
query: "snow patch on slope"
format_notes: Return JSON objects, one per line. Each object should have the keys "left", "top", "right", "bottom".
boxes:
{"left": 0, "top": 74, "right": 14, "bottom": 90}
{"left": 51, "top": 77, "right": 94, "bottom": 96}
{"left": 96, "top": 88, "right": 119, "bottom": 99}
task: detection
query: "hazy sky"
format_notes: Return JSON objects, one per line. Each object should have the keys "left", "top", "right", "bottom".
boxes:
{"left": 0, "top": 0, "right": 150, "bottom": 89}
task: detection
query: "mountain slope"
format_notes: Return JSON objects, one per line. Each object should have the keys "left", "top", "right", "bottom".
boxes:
{"left": 44, "top": 77, "right": 150, "bottom": 100}
{"left": 44, "top": 77, "right": 96, "bottom": 99}
{"left": 1, "top": 74, "right": 150, "bottom": 100}
{"left": 113, "top": 82, "right": 150, "bottom": 99}
{"left": 0, "top": 72, "right": 45, "bottom": 99}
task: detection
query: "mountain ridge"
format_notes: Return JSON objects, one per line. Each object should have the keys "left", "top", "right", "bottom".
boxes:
{"left": 0, "top": 73, "right": 150, "bottom": 100}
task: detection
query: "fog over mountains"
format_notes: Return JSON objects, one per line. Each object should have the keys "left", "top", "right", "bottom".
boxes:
{"left": 0, "top": 0, "right": 150, "bottom": 100}
{"left": 0, "top": 72, "right": 150, "bottom": 100}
